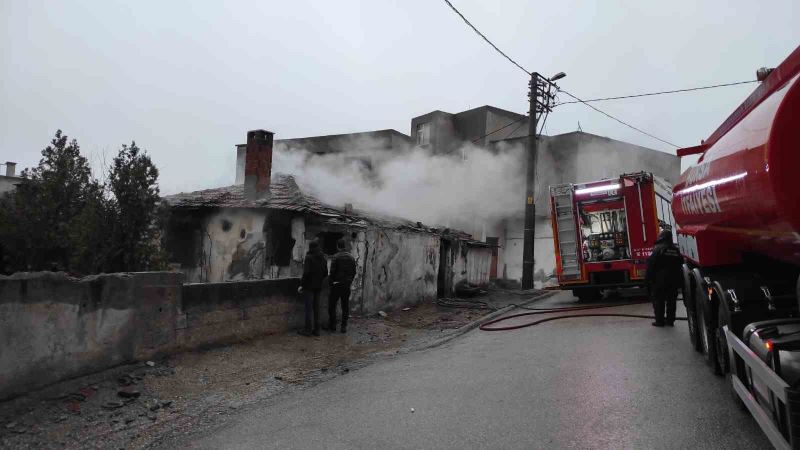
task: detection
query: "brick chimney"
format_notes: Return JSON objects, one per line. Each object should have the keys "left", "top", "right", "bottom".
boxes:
{"left": 5, "top": 162, "right": 16, "bottom": 177}
{"left": 244, "top": 130, "right": 273, "bottom": 201}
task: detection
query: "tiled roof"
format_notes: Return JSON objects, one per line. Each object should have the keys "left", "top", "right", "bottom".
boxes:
{"left": 162, "top": 174, "right": 421, "bottom": 231}
{"left": 162, "top": 173, "right": 323, "bottom": 214}
{"left": 162, "top": 173, "right": 486, "bottom": 245}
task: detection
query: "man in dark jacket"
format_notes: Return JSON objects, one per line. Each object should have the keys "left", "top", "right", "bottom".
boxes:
{"left": 645, "top": 230, "right": 684, "bottom": 327}
{"left": 325, "top": 239, "right": 357, "bottom": 334}
{"left": 298, "top": 241, "right": 328, "bottom": 336}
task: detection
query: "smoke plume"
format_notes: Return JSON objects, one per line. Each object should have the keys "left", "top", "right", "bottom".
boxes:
{"left": 271, "top": 139, "right": 526, "bottom": 229}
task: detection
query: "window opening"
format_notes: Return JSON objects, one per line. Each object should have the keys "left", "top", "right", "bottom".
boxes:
{"left": 270, "top": 222, "right": 294, "bottom": 266}
{"left": 416, "top": 122, "right": 430, "bottom": 146}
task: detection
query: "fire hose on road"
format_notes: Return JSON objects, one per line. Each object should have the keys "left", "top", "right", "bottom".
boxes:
{"left": 479, "top": 300, "right": 688, "bottom": 332}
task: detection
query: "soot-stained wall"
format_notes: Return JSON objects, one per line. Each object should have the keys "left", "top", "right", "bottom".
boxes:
{"left": 167, "top": 209, "right": 304, "bottom": 284}
{"left": 361, "top": 230, "right": 440, "bottom": 312}
{"left": 201, "top": 209, "right": 267, "bottom": 282}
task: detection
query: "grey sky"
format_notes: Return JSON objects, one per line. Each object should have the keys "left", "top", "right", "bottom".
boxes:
{"left": 2, "top": 1, "right": 797, "bottom": 194}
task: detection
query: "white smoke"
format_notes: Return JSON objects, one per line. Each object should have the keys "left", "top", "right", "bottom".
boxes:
{"left": 271, "top": 140, "right": 525, "bottom": 229}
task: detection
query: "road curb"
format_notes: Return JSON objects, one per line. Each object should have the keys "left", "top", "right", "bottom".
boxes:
{"left": 401, "top": 290, "right": 559, "bottom": 354}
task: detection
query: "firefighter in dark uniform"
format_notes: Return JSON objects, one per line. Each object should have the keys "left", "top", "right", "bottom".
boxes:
{"left": 325, "top": 239, "right": 357, "bottom": 334}
{"left": 645, "top": 230, "right": 683, "bottom": 327}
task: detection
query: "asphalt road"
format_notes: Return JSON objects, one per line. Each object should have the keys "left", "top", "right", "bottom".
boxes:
{"left": 173, "top": 291, "right": 771, "bottom": 449}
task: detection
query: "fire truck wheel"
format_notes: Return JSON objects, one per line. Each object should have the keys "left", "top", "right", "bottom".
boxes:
{"left": 573, "top": 288, "right": 601, "bottom": 302}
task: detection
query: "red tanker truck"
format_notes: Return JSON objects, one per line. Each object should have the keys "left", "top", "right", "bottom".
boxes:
{"left": 674, "top": 44, "right": 800, "bottom": 448}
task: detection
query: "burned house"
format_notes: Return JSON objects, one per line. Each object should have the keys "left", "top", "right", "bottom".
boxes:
{"left": 162, "top": 130, "right": 491, "bottom": 314}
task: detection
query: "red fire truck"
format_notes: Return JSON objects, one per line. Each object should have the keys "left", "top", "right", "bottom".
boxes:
{"left": 674, "top": 44, "right": 800, "bottom": 448}
{"left": 549, "top": 172, "right": 673, "bottom": 301}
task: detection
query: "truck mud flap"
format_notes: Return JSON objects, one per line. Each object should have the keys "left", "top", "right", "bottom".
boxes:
{"left": 725, "top": 326, "right": 800, "bottom": 449}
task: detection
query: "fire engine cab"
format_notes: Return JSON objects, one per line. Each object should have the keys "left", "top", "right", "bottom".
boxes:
{"left": 549, "top": 172, "right": 673, "bottom": 301}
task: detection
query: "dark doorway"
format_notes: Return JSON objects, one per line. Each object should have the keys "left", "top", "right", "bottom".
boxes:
{"left": 318, "top": 231, "right": 344, "bottom": 256}
{"left": 437, "top": 239, "right": 452, "bottom": 298}
{"left": 486, "top": 237, "right": 499, "bottom": 280}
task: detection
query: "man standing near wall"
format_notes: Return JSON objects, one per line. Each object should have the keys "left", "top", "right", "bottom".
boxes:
{"left": 325, "top": 239, "right": 356, "bottom": 334}
{"left": 298, "top": 241, "right": 328, "bottom": 336}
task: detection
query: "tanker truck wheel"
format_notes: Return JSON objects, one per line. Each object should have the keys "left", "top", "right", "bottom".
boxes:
{"left": 682, "top": 265, "right": 701, "bottom": 352}
{"left": 696, "top": 282, "right": 722, "bottom": 376}
{"left": 716, "top": 300, "right": 731, "bottom": 374}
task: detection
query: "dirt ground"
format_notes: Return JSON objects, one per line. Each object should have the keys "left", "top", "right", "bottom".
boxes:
{"left": 0, "top": 288, "right": 548, "bottom": 450}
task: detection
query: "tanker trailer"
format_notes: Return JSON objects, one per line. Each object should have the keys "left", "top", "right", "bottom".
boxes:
{"left": 674, "top": 44, "right": 800, "bottom": 448}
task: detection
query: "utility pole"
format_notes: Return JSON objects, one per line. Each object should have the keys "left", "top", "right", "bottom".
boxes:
{"left": 521, "top": 72, "right": 562, "bottom": 290}
{"left": 521, "top": 73, "right": 540, "bottom": 290}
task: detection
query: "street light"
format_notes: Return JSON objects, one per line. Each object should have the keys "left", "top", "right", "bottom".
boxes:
{"left": 549, "top": 72, "right": 567, "bottom": 82}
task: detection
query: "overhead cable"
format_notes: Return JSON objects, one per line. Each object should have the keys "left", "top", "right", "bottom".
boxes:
{"left": 554, "top": 80, "right": 758, "bottom": 105}
{"left": 441, "top": 0, "right": 682, "bottom": 148}
{"left": 442, "top": 0, "right": 530, "bottom": 76}
{"left": 471, "top": 115, "right": 527, "bottom": 143}
{"left": 555, "top": 88, "right": 680, "bottom": 148}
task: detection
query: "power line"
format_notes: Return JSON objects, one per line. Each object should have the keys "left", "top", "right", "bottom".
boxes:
{"left": 556, "top": 87, "right": 680, "bottom": 148}
{"left": 440, "top": 0, "right": 681, "bottom": 149}
{"left": 555, "top": 80, "right": 758, "bottom": 105}
{"left": 442, "top": 0, "right": 530, "bottom": 76}
{"left": 471, "top": 115, "right": 527, "bottom": 143}
{"left": 507, "top": 119, "right": 528, "bottom": 140}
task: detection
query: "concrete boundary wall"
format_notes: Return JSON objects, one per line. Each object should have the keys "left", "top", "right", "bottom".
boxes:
{"left": 179, "top": 278, "right": 302, "bottom": 349}
{"left": 0, "top": 272, "right": 181, "bottom": 399}
{"left": 0, "top": 272, "right": 303, "bottom": 400}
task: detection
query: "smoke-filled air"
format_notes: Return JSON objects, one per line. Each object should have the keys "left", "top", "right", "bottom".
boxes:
{"left": 271, "top": 140, "right": 526, "bottom": 228}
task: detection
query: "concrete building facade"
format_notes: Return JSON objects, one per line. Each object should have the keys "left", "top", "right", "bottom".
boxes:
{"left": 410, "top": 106, "right": 527, "bottom": 153}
